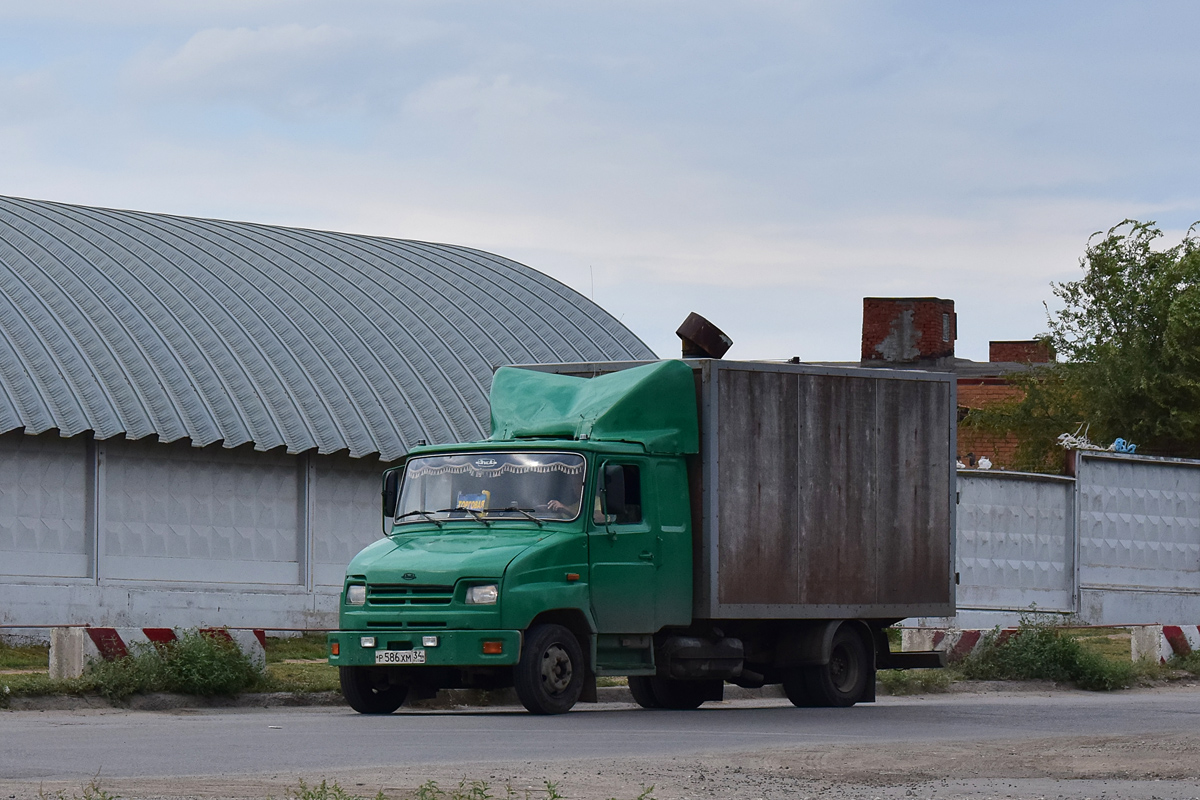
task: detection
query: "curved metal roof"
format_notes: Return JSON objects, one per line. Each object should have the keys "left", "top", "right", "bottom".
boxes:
{"left": 0, "top": 195, "right": 654, "bottom": 460}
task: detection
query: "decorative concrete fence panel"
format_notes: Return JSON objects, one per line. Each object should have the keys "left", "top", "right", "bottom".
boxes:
{"left": 955, "top": 471, "right": 1075, "bottom": 613}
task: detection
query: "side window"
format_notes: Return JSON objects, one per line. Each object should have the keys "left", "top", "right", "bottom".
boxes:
{"left": 596, "top": 464, "right": 642, "bottom": 525}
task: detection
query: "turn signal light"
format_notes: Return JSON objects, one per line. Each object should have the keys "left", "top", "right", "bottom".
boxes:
{"left": 482, "top": 641, "right": 504, "bottom": 655}
{"left": 331, "top": 642, "right": 340, "bottom": 656}
{"left": 566, "top": 573, "right": 580, "bottom": 582}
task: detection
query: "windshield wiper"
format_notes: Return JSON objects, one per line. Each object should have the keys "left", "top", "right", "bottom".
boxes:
{"left": 429, "top": 507, "right": 494, "bottom": 526}
{"left": 394, "top": 509, "right": 443, "bottom": 527}
{"left": 460, "top": 507, "right": 491, "bottom": 526}
{"left": 487, "top": 507, "right": 545, "bottom": 527}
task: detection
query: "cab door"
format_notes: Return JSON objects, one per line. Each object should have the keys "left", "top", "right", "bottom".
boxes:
{"left": 588, "top": 462, "right": 659, "bottom": 633}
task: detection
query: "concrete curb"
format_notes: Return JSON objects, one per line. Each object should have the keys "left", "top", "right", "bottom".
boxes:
{"left": 4, "top": 683, "right": 787, "bottom": 712}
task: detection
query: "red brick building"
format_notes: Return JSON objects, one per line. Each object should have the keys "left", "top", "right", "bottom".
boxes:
{"left": 849, "top": 298, "right": 1050, "bottom": 470}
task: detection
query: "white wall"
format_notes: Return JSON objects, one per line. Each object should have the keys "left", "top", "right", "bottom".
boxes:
{"left": 0, "top": 432, "right": 386, "bottom": 629}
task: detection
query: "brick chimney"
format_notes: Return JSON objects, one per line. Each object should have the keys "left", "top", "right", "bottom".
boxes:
{"left": 861, "top": 297, "right": 956, "bottom": 368}
{"left": 989, "top": 340, "right": 1052, "bottom": 364}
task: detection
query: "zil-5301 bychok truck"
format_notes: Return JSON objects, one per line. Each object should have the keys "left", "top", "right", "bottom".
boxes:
{"left": 328, "top": 357, "right": 954, "bottom": 714}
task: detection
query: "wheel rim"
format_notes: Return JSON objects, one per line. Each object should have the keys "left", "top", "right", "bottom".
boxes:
{"left": 829, "top": 642, "right": 859, "bottom": 692}
{"left": 540, "top": 643, "right": 573, "bottom": 695}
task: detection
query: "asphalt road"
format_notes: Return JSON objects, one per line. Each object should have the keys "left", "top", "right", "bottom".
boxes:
{"left": 3, "top": 688, "right": 1199, "bottom": 782}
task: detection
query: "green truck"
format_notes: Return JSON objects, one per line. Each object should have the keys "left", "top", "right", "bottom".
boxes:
{"left": 328, "top": 358, "right": 954, "bottom": 714}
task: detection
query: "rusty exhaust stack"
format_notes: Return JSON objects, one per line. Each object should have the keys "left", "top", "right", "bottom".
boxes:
{"left": 676, "top": 312, "right": 732, "bottom": 359}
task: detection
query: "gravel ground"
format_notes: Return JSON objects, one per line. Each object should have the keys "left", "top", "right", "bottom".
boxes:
{"left": 6, "top": 733, "right": 1200, "bottom": 800}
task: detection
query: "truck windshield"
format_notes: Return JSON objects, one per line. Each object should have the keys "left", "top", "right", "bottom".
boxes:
{"left": 396, "top": 452, "right": 587, "bottom": 524}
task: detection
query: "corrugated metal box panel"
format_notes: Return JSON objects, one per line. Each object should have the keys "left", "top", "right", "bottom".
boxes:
{"left": 874, "top": 378, "right": 954, "bottom": 606}
{"left": 0, "top": 195, "right": 654, "bottom": 461}
{"left": 1077, "top": 453, "right": 1200, "bottom": 592}
{"left": 956, "top": 471, "right": 1075, "bottom": 612}
{"left": 703, "top": 361, "right": 954, "bottom": 619}
{"left": 522, "top": 360, "right": 956, "bottom": 619}
{"left": 715, "top": 367, "right": 800, "bottom": 605}
{"left": 102, "top": 439, "right": 302, "bottom": 585}
{"left": 0, "top": 431, "right": 89, "bottom": 578}
{"left": 798, "top": 374, "right": 878, "bottom": 604}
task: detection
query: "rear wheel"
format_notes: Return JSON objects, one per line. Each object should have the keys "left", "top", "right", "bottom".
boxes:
{"left": 340, "top": 666, "right": 408, "bottom": 714}
{"left": 803, "top": 627, "right": 870, "bottom": 707}
{"left": 514, "top": 624, "right": 584, "bottom": 715}
{"left": 628, "top": 676, "right": 661, "bottom": 709}
{"left": 782, "top": 669, "right": 814, "bottom": 707}
{"left": 648, "top": 677, "right": 711, "bottom": 710}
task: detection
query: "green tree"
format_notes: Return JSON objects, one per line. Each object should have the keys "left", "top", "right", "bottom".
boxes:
{"left": 966, "top": 220, "right": 1200, "bottom": 470}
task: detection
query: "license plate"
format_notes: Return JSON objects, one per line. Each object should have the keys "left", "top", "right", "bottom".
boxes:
{"left": 375, "top": 649, "right": 426, "bottom": 664}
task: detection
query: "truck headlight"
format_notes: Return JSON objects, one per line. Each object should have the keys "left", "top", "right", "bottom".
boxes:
{"left": 346, "top": 584, "right": 367, "bottom": 606}
{"left": 465, "top": 584, "right": 498, "bottom": 605}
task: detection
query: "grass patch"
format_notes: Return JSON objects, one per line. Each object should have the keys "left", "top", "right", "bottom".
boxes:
{"left": 876, "top": 668, "right": 952, "bottom": 695}
{"left": 957, "top": 614, "right": 1138, "bottom": 690}
{"left": 1, "top": 671, "right": 79, "bottom": 705}
{"left": 260, "top": 661, "right": 341, "bottom": 693}
{"left": 0, "top": 639, "right": 49, "bottom": 670}
{"left": 265, "top": 633, "right": 331, "bottom": 663}
{"left": 1063, "top": 627, "right": 1135, "bottom": 662}
{"left": 1170, "top": 651, "right": 1200, "bottom": 676}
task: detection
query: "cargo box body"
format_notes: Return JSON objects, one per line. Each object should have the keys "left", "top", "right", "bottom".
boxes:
{"left": 531, "top": 359, "right": 956, "bottom": 621}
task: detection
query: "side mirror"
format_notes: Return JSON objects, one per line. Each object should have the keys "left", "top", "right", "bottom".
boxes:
{"left": 602, "top": 464, "right": 626, "bottom": 520}
{"left": 382, "top": 467, "right": 403, "bottom": 523}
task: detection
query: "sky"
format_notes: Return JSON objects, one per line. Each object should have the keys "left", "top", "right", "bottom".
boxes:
{"left": 1, "top": 1, "right": 1197, "bottom": 362}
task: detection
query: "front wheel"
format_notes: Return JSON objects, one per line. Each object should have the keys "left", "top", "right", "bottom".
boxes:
{"left": 803, "top": 627, "right": 870, "bottom": 707}
{"left": 340, "top": 666, "right": 408, "bottom": 714}
{"left": 514, "top": 624, "right": 584, "bottom": 715}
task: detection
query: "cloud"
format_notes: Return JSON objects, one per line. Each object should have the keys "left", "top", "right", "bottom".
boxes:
{"left": 2, "top": 1, "right": 1199, "bottom": 366}
{"left": 404, "top": 74, "right": 562, "bottom": 128}
{"left": 124, "top": 22, "right": 443, "bottom": 118}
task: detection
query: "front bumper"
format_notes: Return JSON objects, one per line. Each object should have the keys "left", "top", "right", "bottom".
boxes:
{"left": 328, "top": 629, "right": 522, "bottom": 667}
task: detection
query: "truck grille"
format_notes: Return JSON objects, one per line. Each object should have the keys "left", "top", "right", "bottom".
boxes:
{"left": 367, "top": 584, "right": 454, "bottom": 606}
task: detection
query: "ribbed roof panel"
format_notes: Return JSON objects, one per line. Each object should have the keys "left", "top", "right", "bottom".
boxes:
{"left": 0, "top": 196, "right": 655, "bottom": 460}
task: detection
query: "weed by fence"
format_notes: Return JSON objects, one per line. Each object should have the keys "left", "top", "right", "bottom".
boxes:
{"left": 83, "top": 629, "right": 263, "bottom": 700}
{"left": 955, "top": 614, "right": 1142, "bottom": 690}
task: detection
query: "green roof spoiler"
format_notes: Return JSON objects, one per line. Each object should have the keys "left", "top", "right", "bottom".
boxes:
{"left": 489, "top": 360, "right": 700, "bottom": 455}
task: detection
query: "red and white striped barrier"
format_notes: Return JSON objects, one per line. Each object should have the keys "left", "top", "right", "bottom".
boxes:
{"left": 901, "top": 627, "right": 1017, "bottom": 659}
{"left": 903, "top": 624, "right": 1200, "bottom": 664}
{"left": 1153, "top": 625, "right": 1199, "bottom": 662}
{"left": 49, "top": 627, "right": 267, "bottom": 679}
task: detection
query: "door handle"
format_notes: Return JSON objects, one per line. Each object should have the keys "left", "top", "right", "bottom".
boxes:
{"left": 638, "top": 550, "right": 654, "bottom": 561}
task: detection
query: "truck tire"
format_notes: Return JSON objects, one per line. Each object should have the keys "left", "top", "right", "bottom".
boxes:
{"left": 648, "top": 677, "right": 710, "bottom": 710}
{"left": 803, "top": 627, "right": 870, "bottom": 707}
{"left": 627, "top": 676, "right": 661, "bottom": 708}
{"left": 514, "top": 623, "right": 584, "bottom": 715}
{"left": 340, "top": 666, "right": 408, "bottom": 714}
{"left": 782, "top": 671, "right": 814, "bottom": 707}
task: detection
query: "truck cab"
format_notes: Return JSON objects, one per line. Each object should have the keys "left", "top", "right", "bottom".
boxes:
{"left": 328, "top": 360, "right": 698, "bottom": 714}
